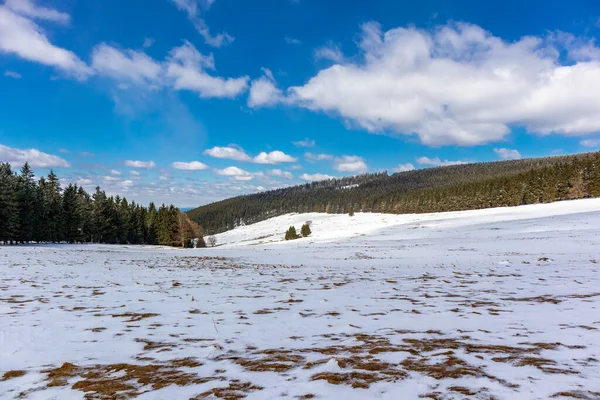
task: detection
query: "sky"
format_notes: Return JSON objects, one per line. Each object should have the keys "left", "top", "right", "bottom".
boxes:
{"left": 1, "top": 0, "right": 600, "bottom": 207}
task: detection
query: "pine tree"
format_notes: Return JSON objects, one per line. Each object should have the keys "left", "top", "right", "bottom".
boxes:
{"left": 285, "top": 226, "right": 299, "bottom": 240}
{"left": 62, "top": 184, "right": 82, "bottom": 243}
{"left": 0, "top": 163, "right": 19, "bottom": 243}
{"left": 301, "top": 223, "right": 311, "bottom": 237}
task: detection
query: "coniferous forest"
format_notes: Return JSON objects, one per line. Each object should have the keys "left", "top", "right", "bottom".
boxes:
{"left": 0, "top": 162, "right": 204, "bottom": 247}
{"left": 188, "top": 151, "right": 600, "bottom": 234}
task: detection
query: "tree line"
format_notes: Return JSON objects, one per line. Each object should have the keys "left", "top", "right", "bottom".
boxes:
{"left": 0, "top": 162, "right": 204, "bottom": 247}
{"left": 188, "top": 151, "right": 600, "bottom": 234}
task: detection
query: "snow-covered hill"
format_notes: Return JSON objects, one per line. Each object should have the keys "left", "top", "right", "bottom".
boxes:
{"left": 214, "top": 198, "right": 600, "bottom": 248}
{"left": 2, "top": 198, "right": 600, "bottom": 399}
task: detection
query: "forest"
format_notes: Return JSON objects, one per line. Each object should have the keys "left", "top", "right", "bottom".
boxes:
{"left": 188, "top": 151, "right": 600, "bottom": 234}
{"left": 0, "top": 162, "right": 204, "bottom": 247}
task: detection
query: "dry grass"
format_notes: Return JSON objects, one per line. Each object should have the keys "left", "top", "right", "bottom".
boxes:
{"left": 40, "top": 358, "right": 212, "bottom": 399}
{"left": 192, "top": 381, "right": 263, "bottom": 399}
{"left": 111, "top": 313, "right": 159, "bottom": 322}
{"left": 2, "top": 370, "right": 26, "bottom": 381}
{"left": 551, "top": 391, "right": 600, "bottom": 399}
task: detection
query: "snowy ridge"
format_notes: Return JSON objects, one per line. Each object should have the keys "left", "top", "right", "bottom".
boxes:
{"left": 214, "top": 198, "right": 600, "bottom": 247}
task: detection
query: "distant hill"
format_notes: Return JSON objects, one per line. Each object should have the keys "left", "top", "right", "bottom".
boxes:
{"left": 187, "top": 151, "right": 600, "bottom": 234}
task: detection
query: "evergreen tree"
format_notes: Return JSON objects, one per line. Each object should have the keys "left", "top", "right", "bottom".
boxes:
{"left": 301, "top": 223, "right": 311, "bottom": 237}
{"left": 285, "top": 226, "right": 299, "bottom": 240}
{"left": 61, "top": 184, "right": 83, "bottom": 243}
{"left": 0, "top": 163, "right": 19, "bottom": 243}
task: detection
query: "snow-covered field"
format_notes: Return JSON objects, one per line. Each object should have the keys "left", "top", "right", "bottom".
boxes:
{"left": 2, "top": 199, "right": 600, "bottom": 399}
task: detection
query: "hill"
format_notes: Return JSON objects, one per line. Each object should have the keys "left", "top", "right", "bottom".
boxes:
{"left": 188, "top": 151, "right": 600, "bottom": 234}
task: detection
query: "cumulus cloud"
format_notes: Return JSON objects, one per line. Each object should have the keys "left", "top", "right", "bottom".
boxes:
{"left": 416, "top": 156, "right": 469, "bottom": 167}
{"left": 283, "top": 22, "right": 600, "bottom": 146}
{"left": 169, "top": 0, "right": 233, "bottom": 48}
{"left": 91, "top": 44, "right": 162, "bottom": 86}
{"left": 215, "top": 166, "right": 253, "bottom": 180}
{"left": 300, "top": 173, "right": 335, "bottom": 181}
{"left": 110, "top": 169, "right": 121, "bottom": 176}
{"left": 292, "top": 138, "right": 315, "bottom": 147}
{"left": 253, "top": 150, "right": 297, "bottom": 164}
{"left": 333, "top": 155, "right": 368, "bottom": 173}
{"left": 248, "top": 68, "right": 284, "bottom": 108}
{"left": 203, "top": 146, "right": 252, "bottom": 161}
{"left": 125, "top": 160, "right": 156, "bottom": 169}
{"left": 166, "top": 41, "right": 248, "bottom": 98}
{"left": 0, "top": 144, "right": 71, "bottom": 167}
{"left": 494, "top": 148, "right": 521, "bottom": 160}
{"left": 172, "top": 161, "right": 209, "bottom": 170}
{"left": 393, "top": 163, "right": 416, "bottom": 172}
{"left": 305, "top": 152, "right": 334, "bottom": 162}
{"left": 129, "top": 170, "right": 140, "bottom": 176}
{"left": 0, "top": 4, "right": 91, "bottom": 78}
{"left": 268, "top": 169, "right": 293, "bottom": 179}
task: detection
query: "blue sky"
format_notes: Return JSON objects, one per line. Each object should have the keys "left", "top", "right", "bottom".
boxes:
{"left": 1, "top": 0, "right": 600, "bottom": 207}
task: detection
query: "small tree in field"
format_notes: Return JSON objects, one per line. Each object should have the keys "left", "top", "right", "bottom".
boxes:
{"left": 207, "top": 235, "right": 217, "bottom": 247}
{"left": 301, "top": 223, "right": 311, "bottom": 237}
{"left": 348, "top": 206, "right": 355, "bottom": 217}
{"left": 285, "top": 226, "right": 299, "bottom": 240}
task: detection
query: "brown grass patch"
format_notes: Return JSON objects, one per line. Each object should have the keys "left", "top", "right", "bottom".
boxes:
{"left": 551, "top": 391, "right": 600, "bottom": 399}
{"left": 2, "top": 370, "right": 26, "bottom": 380}
{"left": 112, "top": 313, "right": 159, "bottom": 322}
{"left": 219, "top": 349, "right": 305, "bottom": 373}
{"left": 41, "top": 358, "right": 212, "bottom": 399}
{"left": 192, "top": 380, "right": 263, "bottom": 399}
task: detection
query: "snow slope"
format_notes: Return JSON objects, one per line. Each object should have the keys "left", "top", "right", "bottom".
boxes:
{"left": 1, "top": 199, "right": 600, "bottom": 399}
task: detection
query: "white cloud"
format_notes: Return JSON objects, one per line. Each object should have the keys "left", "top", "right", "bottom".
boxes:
{"left": 305, "top": 152, "right": 334, "bottom": 162}
{"left": 292, "top": 138, "right": 315, "bottom": 147}
{"left": 248, "top": 68, "right": 284, "bottom": 108}
{"left": 91, "top": 43, "right": 162, "bottom": 86}
{"left": 172, "top": 160, "right": 209, "bottom": 170}
{"left": 393, "top": 163, "right": 416, "bottom": 172}
{"left": 494, "top": 147, "right": 521, "bottom": 160}
{"left": 169, "top": 0, "right": 233, "bottom": 48}
{"left": 77, "top": 178, "right": 92, "bottom": 186}
{"left": 203, "top": 146, "right": 251, "bottom": 161}
{"left": 4, "top": 70, "right": 21, "bottom": 79}
{"left": 110, "top": 169, "right": 122, "bottom": 176}
{"left": 253, "top": 150, "right": 297, "bottom": 164}
{"left": 215, "top": 166, "right": 253, "bottom": 180}
{"left": 333, "top": 155, "right": 368, "bottom": 173}
{"left": 103, "top": 175, "right": 120, "bottom": 182}
{"left": 314, "top": 42, "right": 345, "bottom": 63}
{"left": 300, "top": 173, "right": 335, "bottom": 181}
{"left": 416, "top": 156, "right": 469, "bottom": 167}
{"left": 4, "top": 0, "right": 70, "bottom": 24}
{"left": 285, "top": 22, "right": 600, "bottom": 146}
{"left": 0, "top": 144, "right": 71, "bottom": 167}
{"left": 125, "top": 160, "right": 156, "bottom": 169}
{"left": 166, "top": 41, "right": 248, "bottom": 98}
{"left": 118, "top": 179, "right": 134, "bottom": 188}
{"left": 129, "top": 170, "right": 140, "bottom": 176}
{"left": 0, "top": 6, "right": 91, "bottom": 78}
{"left": 580, "top": 139, "right": 600, "bottom": 148}
{"left": 268, "top": 169, "right": 293, "bottom": 179}
{"left": 143, "top": 37, "right": 154, "bottom": 48}
{"left": 285, "top": 36, "right": 302, "bottom": 45}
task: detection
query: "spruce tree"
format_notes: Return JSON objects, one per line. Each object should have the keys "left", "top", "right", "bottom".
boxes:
{"left": 301, "top": 223, "right": 311, "bottom": 237}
